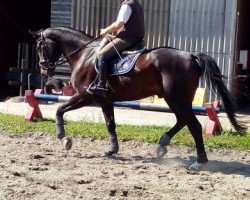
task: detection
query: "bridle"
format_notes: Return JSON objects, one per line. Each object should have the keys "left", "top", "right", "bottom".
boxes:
{"left": 37, "top": 31, "right": 102, "bottom": 71}
{"left": 37, "top": 32, "right": 57, "bottom": 70}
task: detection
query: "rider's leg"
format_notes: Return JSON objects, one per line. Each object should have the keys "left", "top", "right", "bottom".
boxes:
{"left": 97, "top": 34, "right": 115, "bottom": 54}
{"left": 87, "top": 55, "right": 109, "bottom": 98}
{"left": 87, "top": 38, "right": 135, "bottom": 98}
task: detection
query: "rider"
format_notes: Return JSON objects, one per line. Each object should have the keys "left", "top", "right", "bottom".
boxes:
{"left": 87, "top": 0, "right": 145, "bottom": 98}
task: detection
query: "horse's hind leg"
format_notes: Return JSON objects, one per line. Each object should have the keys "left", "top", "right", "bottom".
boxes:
{"left": 157, "top": 100, "right": 208, "bottom": 170}
{"left": 186, "top": 112, "right": 208, "bottom": 170}
{"left": 157, "top": 113, "right": 185, "bottom": 158}
{"left": 172, "top": 105, "right": 208, "bottom": 170}
{"left": 101, "top": 103, "right": 119, "bottom": 156}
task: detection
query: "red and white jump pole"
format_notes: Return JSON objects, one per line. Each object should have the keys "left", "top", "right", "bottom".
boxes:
{"left": 25, "top": 89, "right": 222, "bottom": 137}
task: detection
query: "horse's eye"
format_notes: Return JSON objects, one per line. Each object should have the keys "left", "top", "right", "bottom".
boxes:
{"left": 49, "top": 63, "right": 55, "bottom": 69}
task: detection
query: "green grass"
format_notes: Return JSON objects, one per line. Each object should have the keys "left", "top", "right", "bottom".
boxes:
{"left": 0, "top": 113, "right": 249, "bottom": 150}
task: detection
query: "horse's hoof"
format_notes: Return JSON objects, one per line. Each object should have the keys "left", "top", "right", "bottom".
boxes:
{"left": 62, "top": 136, "right": 72, "bottom": 151}
{"left": 189, "top": 162, "right": 206, "bottom": 171}
{"left": 103, "top": 150, "right": 118, "bottom": 157}
{"left": 156, "top": 144, "right": 167, "bottom": 159}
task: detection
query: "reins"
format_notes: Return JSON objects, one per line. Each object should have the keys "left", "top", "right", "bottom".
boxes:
{"left": 105, "top": 35, "right": 123, "bottom": 60}
{"left": 42, "top": 33, "right": 102, "bottom": 69}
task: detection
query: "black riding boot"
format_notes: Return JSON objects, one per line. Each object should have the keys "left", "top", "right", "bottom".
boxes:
{"left": 87, "top": 59, "right": 108, "bottom": 98}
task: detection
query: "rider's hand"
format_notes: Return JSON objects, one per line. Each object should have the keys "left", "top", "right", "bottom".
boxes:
{"left": 100, "top": 28, "right": 108, "bottom": 36}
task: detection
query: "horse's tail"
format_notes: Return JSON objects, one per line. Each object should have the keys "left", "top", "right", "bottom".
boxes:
{"left": 193, "top": 52, "right": 247, "bottom": 134}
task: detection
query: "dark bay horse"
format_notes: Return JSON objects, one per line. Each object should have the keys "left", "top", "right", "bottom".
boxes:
{"left": 30, "top": 27, "right": 246, "bottom": 170}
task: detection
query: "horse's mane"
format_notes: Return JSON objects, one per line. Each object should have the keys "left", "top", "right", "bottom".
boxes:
{"left": 56, "top": 27, "right": 94, "bottom": 39}
{"left": 44, "top": 27, "right": 95, "bottom": 45}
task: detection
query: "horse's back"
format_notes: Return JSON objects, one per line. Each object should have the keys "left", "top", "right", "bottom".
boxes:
{"left": 143, "top": 47, "right": 200, "bottom": 78}
{"left": 108, "top": 47, "right": 200, "bottom": 101}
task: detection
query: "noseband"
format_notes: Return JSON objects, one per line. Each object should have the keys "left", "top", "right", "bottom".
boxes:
{"left": 37, "top": 32, "right": 57, "bottom": 70}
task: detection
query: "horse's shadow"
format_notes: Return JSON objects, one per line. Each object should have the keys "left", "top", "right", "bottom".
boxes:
{"left": 105, "top": 155, "right": 250, "bottom": 177}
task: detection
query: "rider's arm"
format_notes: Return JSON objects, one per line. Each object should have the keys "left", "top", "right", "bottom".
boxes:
{"left": 100, "top": 21, "right": 125, "bottom": 36}
{"left": 100, "top": 4, "right": 132, "bottom": 36}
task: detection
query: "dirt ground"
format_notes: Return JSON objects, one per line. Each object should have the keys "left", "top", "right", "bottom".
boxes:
{"left": 0, "top": 130, "right": 249, "bottom": 200}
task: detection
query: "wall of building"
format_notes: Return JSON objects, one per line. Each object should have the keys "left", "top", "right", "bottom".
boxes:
{"left": 51, "top": 0, "right": 71, "bottom": 27}
{"left": 70, "top": 0, "right": 170, "bottom": 48}
{"left": 168, "top": 0, "right": 238, "bottom": 101}
{"left": 50, "top": 0, "right": 250, "bottom": 105}
{"left": 237, "top": 0, "right": 250, "bottom": 50}
{"left": 232, "top": 0, "right": 250, "bottom": 105}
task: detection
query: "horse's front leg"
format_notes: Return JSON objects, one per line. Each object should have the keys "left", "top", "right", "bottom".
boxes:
{"left": 101, "top": 103, "right": 119, "bottom": 156}
{"left": 56, "top": 93, "right": 93, "bottom": 150}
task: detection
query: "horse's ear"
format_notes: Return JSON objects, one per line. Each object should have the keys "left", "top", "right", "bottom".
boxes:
{"left": 29, "top": 30, "right": 39, "bottom": 40}
{"left": 29, "top": 29, "right": 42, "bottom": 40}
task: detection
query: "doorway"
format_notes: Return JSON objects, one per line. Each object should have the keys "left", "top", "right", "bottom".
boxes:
{"left": 0, "top": 0, "right": 51, "bottom": 98}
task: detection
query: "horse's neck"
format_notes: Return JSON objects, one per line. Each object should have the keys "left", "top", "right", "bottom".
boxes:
{"left": 65, "top": 43, "right": 97, "bottom": 71}
{"left": 46, "top": 28, "right": 97, "bottom": 69}
{"left": 47, "top": 29, "right": 91, "bottom": 55}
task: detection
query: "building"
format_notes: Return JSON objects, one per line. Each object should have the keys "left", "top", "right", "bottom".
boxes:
{"left": 1, "top": 0, "right": 250, "bottom": 107}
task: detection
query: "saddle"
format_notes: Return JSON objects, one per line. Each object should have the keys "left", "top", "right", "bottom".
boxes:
{"left": 96, "top": 41, "right": 146, "bottom": 76}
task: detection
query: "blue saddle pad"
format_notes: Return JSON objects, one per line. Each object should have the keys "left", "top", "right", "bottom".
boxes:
{"left": 107, "top": 50, "right": 144, "bottom": 76}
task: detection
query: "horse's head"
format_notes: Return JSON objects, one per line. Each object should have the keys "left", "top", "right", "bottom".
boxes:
{"left": 30, "top": 29, "right": 61, "bottom": 76}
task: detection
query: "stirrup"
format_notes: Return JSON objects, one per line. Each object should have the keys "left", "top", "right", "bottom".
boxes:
{"left": 86, "top": 82, "right": 96, "bottom": 94}
{"left": 93, "top": 86, "right": 107, "bottom": 98}
{"left": 87, "top": 83, "right": 107, "bottom": 98}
